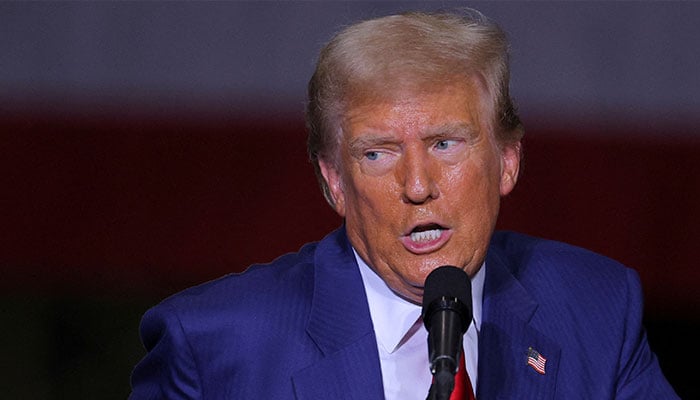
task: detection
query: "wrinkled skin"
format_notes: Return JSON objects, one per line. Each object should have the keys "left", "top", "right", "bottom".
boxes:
{"left": 320, "top": 79, "right": 521, "bottom": 304}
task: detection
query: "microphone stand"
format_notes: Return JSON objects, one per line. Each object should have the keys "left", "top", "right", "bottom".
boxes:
{"left": 426, "top": 372, "right": 455, "bottom": 400}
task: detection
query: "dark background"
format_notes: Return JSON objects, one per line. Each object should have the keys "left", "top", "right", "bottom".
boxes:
{"left": 2, "top": 2, "right": 698, "bottom": 398}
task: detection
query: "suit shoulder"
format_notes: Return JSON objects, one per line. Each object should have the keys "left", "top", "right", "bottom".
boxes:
{"left": 489, "top": 230, "right": 630, "bottom": 280}
{"left": 488, "top": 230, "right": 646, "bottom": 335}
{"left": 154, "top": 240, "right": 320, "bottom": 317}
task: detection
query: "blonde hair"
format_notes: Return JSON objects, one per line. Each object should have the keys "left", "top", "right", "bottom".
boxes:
{"left": 306, "top": 10, "right": 523, "bottom": 206}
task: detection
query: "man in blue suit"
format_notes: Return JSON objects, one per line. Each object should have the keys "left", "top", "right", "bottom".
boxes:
{"left": 129, "top": 10, "right": 678, "bottom": 399}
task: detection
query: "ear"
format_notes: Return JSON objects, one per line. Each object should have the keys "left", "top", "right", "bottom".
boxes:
{"left": 319, "top": 158, "right": 347, "bottom": 217}
{"left": 499, "top": 141, "right": 521, "bottom": 196}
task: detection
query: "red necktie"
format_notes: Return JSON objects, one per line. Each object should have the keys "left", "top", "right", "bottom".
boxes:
{"left": 450, "top": 348, "right": 475, "bottom": 400}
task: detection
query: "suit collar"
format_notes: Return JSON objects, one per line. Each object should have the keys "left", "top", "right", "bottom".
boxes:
{"left": 292, "top": 226, "right": 385, "bottom": 400}
{"left": 483, "top": 245, "right": 539, "bottom": 324}
{"left": 477, "top": 238, "right": 560, "bottom": 399}
{"left": 306, "top": 227, "right": 375, "bottom": 354}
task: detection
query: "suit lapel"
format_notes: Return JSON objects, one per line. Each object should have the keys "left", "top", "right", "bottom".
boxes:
{"left": 477, "top": 245, "right": 560, "bottom": 399}
{"left": 292, "top": 228, "right": 385, "bottom": 400}
{"left": 291, "top": 228, "right": 563, "bottom": 399}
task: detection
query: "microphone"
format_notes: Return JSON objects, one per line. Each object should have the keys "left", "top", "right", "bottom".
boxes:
{"left": 422, "top": 266, "right": 473, "bottom": 400}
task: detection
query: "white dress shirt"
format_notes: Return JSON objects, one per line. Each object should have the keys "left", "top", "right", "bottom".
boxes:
{"left": 354, "top": 250, "right": 484, "bottom": 400}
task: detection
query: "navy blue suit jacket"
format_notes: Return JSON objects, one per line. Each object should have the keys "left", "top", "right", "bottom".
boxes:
{"left": 129, "top": 228, "right": 678, "bottom": 399}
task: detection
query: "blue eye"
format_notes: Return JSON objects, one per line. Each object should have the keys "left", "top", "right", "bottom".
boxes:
{"left": 365, "top": 151, "right": 380, "bottom": 161}
{"left": 436, "top": 140, "right": 451, "bottom": 150}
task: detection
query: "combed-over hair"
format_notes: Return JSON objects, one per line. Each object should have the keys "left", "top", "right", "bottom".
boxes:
{"left": 306, "top": 9, "right": 524, "bottom": 207}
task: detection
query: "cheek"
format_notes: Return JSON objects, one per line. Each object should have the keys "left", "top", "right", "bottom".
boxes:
{"left": 345, "top": 161, "right": 395, "bottom": 203}
{"left": 346, "top": 177, "right": 397, "bottom": 218}
{"left": 444, "top": 159, "right": 501, "bottom": 206}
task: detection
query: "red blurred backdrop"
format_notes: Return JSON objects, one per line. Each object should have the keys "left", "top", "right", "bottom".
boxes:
{"left": 3, "top": 109, "right": 698, "bottom": 317}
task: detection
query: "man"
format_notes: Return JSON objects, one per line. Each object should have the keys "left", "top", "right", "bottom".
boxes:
{"left": 129, "top": 10, "right": 678, "bottom": 399}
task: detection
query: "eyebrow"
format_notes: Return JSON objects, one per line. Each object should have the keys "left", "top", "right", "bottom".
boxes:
{"left": 347, "top": 134, "right": 399, "bottom": 158}
{"left": 349, "top": 134, "right": 397, "bottom": 149}
{"left": 422, "top": 122, "right": 477, "bottom": 140}
{"left": 347, "top": 122, "right": 478, "bottom": 155}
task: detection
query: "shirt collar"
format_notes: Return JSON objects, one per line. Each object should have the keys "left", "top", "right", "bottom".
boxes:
{"left": 354, "top": 249, "right": 485, "bottom": 353}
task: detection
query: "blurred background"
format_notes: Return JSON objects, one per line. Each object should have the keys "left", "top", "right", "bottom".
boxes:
{"left": 1, "top": 2, "right": 698, "bottom": 398}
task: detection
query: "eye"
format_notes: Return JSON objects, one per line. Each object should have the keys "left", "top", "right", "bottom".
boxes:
{"left": 435, "top": 139, "right": 454, "bottom": 150}
{"left": 365, "top": 151, "right": 380, "bottom": 161}
{"left": 358, "top": 147, "right": 398, "bottom": 176}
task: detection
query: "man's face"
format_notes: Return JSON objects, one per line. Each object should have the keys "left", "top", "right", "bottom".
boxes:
{"left": 319, "top": 80, "right": 521, "bottom": 304}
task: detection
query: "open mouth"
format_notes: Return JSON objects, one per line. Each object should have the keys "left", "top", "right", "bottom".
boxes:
{"left": 409, "top": 224, "right": 445, "bottom": 243}
{"left": 401, "top": 223, "right": 451, "bottom": 254}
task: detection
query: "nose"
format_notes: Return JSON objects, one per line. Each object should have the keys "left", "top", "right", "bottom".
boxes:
{"left": 400, "top": 148, "right": 440, "bottom": 204}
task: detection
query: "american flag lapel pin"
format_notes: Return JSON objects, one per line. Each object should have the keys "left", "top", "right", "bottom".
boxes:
{"left": 527, "top": 347, "right": 547, "bottom": 375}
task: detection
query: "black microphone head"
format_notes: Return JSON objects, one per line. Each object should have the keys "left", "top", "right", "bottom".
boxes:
{"left": 421, "top": 265, "right": 472, "bottom": 331}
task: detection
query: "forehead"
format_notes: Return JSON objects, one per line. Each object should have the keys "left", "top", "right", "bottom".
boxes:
{"left": 342, "top": 78, "right": 491, "bottom": 135}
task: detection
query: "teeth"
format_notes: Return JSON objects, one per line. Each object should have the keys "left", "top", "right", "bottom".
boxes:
{"left": 410, "top": 229, "right": 442, "bottom": 243}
